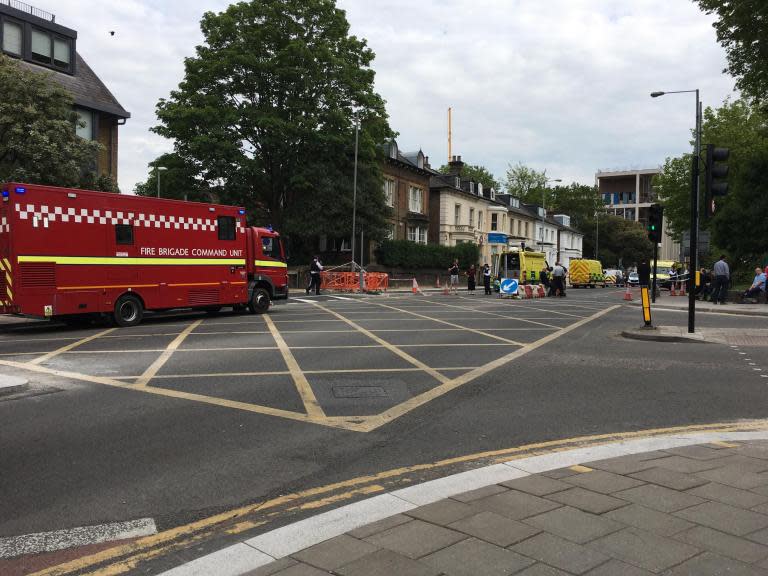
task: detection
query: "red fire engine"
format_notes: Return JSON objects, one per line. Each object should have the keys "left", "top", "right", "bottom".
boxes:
{"left": 0, "top": 183, "right": 288, "bottom": 326}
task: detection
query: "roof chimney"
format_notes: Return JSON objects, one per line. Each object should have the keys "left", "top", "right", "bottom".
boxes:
{"left": 448, "top": 155, "right": 464, "bottom": 176}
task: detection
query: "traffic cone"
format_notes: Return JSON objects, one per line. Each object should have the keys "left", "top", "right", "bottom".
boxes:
{"left": 412, "top": 278, "right": 424, "bottom": 295}
{"left": 670, "top": 285, "right": 677, "bottom": 296}
{"left": 679, "top": 283, "right": 686, "bottom": 296}
{"left": 623, "top": 285, "right": 633, "bottom": 301}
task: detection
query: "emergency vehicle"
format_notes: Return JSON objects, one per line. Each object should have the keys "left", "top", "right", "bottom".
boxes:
{"left": 0, "top": 183, "right": 288, "bottom": 326}
{"left": 569, "top": 259, "right": 606, "bottom": 288}
{"left": 493, "top": 248, "right": 548, "bottom": 285}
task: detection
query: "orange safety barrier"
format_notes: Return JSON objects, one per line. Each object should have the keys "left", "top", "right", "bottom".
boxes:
{"left": 523, "top": 285, "right": 534, "bottom": 299}
{"left": 536, "top": 285, "right": 546, "bottom": 298}
{"left": 320, "top": 271, "right": 389, "bottom": 292}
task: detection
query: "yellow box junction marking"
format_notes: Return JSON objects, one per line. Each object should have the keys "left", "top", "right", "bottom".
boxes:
{"left": 134, "top": 320, "right": 203, "bottom": 387}
{"left": 27, "top": 419, "right": 768, "bottom": 576}
{"left": 263, "top": 314, "right": 325, "bottom": 419}
{"left": 29, "top": 328, "right": 117, "bottom": 365}
{"left": 415, "top": 297, "right": 561, "bottom": 330}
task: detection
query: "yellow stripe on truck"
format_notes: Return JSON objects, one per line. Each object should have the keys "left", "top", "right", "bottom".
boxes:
{"left": 254, "top": 260, "right": 287, "bottom": 268}
{"left": 18, "top": 256, "right": 246, "bottom": 266}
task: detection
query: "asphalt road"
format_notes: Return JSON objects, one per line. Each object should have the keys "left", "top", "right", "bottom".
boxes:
{"left": 1, "top": 288, "right": 767, "bottom": 573}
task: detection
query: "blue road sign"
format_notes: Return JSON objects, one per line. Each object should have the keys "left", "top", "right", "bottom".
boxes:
{"left": 500, "top": 278, "right": 519, "bottom": 295}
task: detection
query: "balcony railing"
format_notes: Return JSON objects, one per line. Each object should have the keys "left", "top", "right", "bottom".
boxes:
{"left": 1, "top": 0, "right": 54, "bottom": 22}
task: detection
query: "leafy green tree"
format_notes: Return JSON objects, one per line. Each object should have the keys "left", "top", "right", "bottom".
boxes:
{"left": 654, "top": 99, "right": 768, "bottom": 257}
{"left": 0, "top": 56, "right": 101, "bottom": 187}
{"left": 504, "top": 162, "right": 548, "bottom": 202}
{"left": 438, "top": 163, "right": 499, "bottom": 191}
{"left": 694, "top": 0, "right": 768, "bottom": 105}
{"left": 153, "top": 0, "right": 393, "bottom": 253}
{"left": 135, "top": 153, "right": 210, "bottom": 201}
{"left": 581, "top": 214, "right": 653, "bottom": 268}
{"left": 548, "top": 183, "right": 601, "bottom": 231}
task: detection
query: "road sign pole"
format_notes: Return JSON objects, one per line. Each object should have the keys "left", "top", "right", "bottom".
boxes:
{"left": 688, "top": 91, "right": 700, "bottom": 333}
{"left": 652, "top": 241, "right": 659, "bottom": 304}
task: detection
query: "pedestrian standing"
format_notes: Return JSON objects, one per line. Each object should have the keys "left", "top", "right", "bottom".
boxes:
{"left": 467, "top": 264, "right": 477, "bottom": 294}
{"left": 306, "top": 256, "right": 323, "bottom": 295}
{"left": 711, "top": 254, "right": 730, "bottom": 304}
{"left": 551, "top": 262, "right": 566, "bottom": 297}
{"left": 482, "top": 263, "right": 492, "bottom": 295}
{"left": 448, "top": 259, "right": 460, "bottom": 295}
{"left": 539, "top": 265, "right": 550, "bottom": 293}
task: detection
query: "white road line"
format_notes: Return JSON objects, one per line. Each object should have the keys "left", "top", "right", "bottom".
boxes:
{"left": 328, "top": 295, "right": 356, "bottom": 301}
{"left": 0, "top": 518, "right": 157, "bottom": 559}
{"left": 290, "top": 298, "right": 317, "bottom": 304}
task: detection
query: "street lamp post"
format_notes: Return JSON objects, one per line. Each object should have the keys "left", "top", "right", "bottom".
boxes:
{"left": 650, "top": 89, "right": 700, "bottom": 333}
{"left": 540, "top": 178, "right": 562, "bottom": 259}
{"left": 350, "top": 118, "right": 359, "bottom": 273}
{"left": 155, "top": 166, "right": 168, "bottom": 198}
{"left": 595, "top": 210, "right": 599, "bottom": 260}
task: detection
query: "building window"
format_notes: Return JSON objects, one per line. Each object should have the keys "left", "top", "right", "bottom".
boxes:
{"left": 478, "top": 211, "right": 483, "bottom": 230}
{"left": 408, "top": 186, "right": 423, "bottom": 213}
{"left": 469, "top": 208, "right": 475, "bottom": 227}
{"left": 517, "top": 220, "right": 522, "bottom": 236}
{"left": 491, "top": 213, "right": 498, "bottom": 231}
{"left": 407, "top": 225, "right": 427, "bottom": 244}
{"left": 454, "top": 204, "right": 461, "bottom": 225}
{"left": 30, "top": 28, "right": 71, "bottom": 70}
{"left": 75, "top": 108, "right": 94, "bottom": 140}
{"left": 386, "top": 224, "right": 395, "bottom": 240}
{"left": 383, "top": 178, "right": 396, "bottom": 207}
{"left": 3, "top": 21, "right": 22, "bottom": 55}
{"left": 217, "top": 216, "right": 236, "bottom": 240}
{"left": 525, "top": 222, "right": 529, "bottom": 238}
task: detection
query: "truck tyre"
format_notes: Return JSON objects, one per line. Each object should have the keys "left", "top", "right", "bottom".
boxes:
{"left": 248, "top": 287, "right": 270, "bottom": 314}
{"left": 114, "top": 294, "right": 144, "bottom": 327}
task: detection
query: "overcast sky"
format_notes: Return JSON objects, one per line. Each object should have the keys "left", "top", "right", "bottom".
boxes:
{"left": 50, "top": 0, "right": 736, "bottom": 193}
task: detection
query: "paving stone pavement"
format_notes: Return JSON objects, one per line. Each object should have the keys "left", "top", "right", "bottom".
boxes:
{"left": 241, "top": 440, "right": 768, "bottom": 576}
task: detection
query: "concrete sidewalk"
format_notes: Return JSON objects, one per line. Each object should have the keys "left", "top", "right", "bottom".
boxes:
{"left": 627, "top": 292, "right": 768, "bottom": 317}
{"left": 162, "top": 431, "right": 768, "bottom": 576}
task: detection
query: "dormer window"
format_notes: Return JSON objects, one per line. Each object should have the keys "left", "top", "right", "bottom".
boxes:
{"left": 454, "top": 176, "right": 460, "bottom": 188}
{"left": 388, "top": 140, "right": 398, "bottom": 159}
{"left": 31, "top": 28, "right": 71, "bottom": 70}
{"left": 2, "top": 21, "right": 21, "bottom": 55}
{"left": 478, "top": 183, "right": 484, "bottom": 197}
{"left": 469, "top": 182, "right": 475, "bottom": 194}
{"left": 416, "top": 150, "right": 424, "bottom": 169}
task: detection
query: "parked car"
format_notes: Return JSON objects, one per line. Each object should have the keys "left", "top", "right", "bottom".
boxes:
{"left": 628, "top": 272, "right": 639, "bottom": 286}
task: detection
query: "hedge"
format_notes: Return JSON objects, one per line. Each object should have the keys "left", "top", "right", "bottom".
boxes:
{"left": 374, "top": 240, "right": 480, "bottom": 270}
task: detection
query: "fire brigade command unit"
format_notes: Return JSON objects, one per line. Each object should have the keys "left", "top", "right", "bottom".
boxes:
{"left": 0, "top": 183, "right": 288, "bottom": 326}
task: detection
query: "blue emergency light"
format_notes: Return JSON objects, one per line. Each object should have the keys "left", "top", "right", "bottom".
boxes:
{"left": 267, "top": 225, "right": 273, "bottom": 232}
{"left": 1, "top": 190, "right": 8, "bottom": 198}
{"left": 238, "top": 209, "right": 246, "bottom": 215}
{"left": 15, "top": 187, "right": 26, "bottom": 194}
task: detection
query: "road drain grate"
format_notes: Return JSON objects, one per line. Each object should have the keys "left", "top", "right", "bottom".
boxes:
{"left": 332, "top": 386, "right": 387, "bottom": 398}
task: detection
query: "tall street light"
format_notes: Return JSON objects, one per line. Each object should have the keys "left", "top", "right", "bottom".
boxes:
{"left": 155, "top": 166, "right": 168, "bottom": 198}
{"left": 350, "top": 117, "right": 360, "bottom": 272}
{"left": 650, "top": 89, "right": 700, "bottom": 333}
{"left": 540, "top": 178, "right": 561, "bottom": 256}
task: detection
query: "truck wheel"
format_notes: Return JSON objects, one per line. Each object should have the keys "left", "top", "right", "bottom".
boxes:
{"left": 248, "top": 288, "right": 271, "bottom": 314}
{"left": 114, "top": 295, "right": 144, "bottom": 327}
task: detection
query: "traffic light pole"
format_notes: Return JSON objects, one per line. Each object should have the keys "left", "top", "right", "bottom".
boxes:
{"left": 688, "top": 90, "right": 700, "bottom": 334}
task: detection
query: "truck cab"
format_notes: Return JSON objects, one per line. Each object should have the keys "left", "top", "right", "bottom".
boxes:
{"left": 245, "top": 227, "right": 288, "bottom": 312}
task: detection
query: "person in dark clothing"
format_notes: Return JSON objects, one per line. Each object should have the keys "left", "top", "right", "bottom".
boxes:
{"left": 539, "top": 265, "right": 550, "bottom": 292}
{"left": 467, "top": 265, "right": 477, "bottom": 294}
{"left": 306, "top": 256, "right": 323, "bottom": 295}
{"left": 637, "top": 260, "right": 651, "bottom": 287}
{"left": 482, "top": 263, "right": 492, "bottom": 295}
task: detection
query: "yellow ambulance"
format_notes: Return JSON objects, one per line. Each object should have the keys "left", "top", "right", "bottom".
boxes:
{"left": 493, "top": 249, "right": 548, "bottom": 285}
{"left": 569, "top": 259, "right": 606, "bottom": 288}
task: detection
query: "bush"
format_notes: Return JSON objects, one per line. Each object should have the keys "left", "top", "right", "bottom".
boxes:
{"left": 374, "top": 240, "right": 480, "bottom": 270}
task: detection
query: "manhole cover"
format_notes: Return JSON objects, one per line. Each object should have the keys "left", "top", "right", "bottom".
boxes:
{"left": 332, "top": 386, "right": 387, "bottom": 398}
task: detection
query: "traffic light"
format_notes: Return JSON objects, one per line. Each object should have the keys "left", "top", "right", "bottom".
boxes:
{"left": 647, "top": 204, "right": 663, "bottom": 243}
{"left": 704, "top": 144, "right": 729, "bottom": 217}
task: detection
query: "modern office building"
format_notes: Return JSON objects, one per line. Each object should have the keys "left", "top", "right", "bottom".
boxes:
{"left": 595, "top": 168, "right": 680, "bottom": 261}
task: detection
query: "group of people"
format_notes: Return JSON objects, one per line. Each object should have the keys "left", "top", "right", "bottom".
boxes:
{"left": 538, "top": 263, "right": 568, "bottom": 297}
{"left": 450, "top": 260, "right": 492, "bottom": 295}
